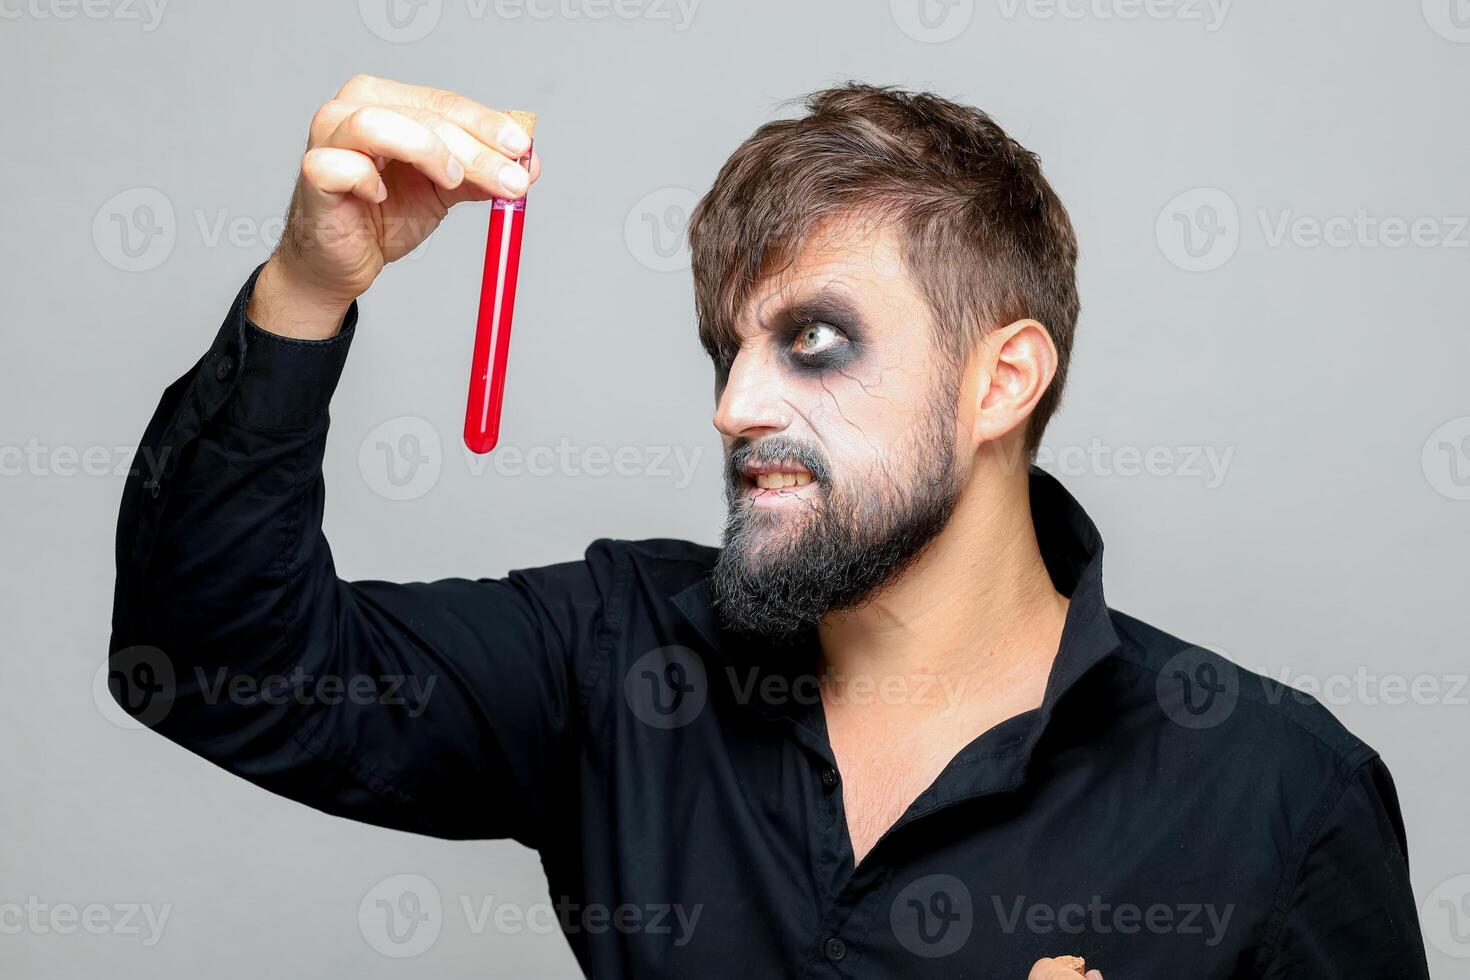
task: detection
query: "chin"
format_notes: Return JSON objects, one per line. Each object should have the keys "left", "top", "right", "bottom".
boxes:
{"left": 727, "top": 507, "right": 826, "bottom": 566}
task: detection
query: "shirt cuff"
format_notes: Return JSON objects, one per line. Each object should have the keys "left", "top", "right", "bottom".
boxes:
{"left": 197, "top": 262, "right": 359, "bottom": 430}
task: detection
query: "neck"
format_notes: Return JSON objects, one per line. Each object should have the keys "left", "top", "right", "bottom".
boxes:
{"left": 816, "top": 459, "right": 1070, "bottom": 706}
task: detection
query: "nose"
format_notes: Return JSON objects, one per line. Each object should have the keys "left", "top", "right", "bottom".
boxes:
{"left": 713, "top": 349, "right": 792, "bottom": 440}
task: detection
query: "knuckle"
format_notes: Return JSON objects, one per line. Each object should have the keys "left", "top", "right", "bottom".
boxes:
{"left": 338, "top": 73, "right": 375, "bottom": 99}
{"left": 469, "top": 149, "right": 500, "bottom": 178}
{"left": 403, "top": 108, "right": 444, "bottom": 143}
{"left": 299, "top": 148, "right": 330, "bottom": 182}
{"left": 415, "top": 124, "right": 447, "bottom": 157}
{"left": 346, "top": 104, "right": 389, "bottom": 138}
{"left": 309, "top": 100, "right": 345, "bottom": 141}
{"left": 424, "top": 87, "right": 459, "bottom": 116}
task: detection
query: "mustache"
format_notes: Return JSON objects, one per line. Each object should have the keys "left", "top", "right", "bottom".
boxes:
{"left": 724, "top": 436, "right": 833, "bottom": 490}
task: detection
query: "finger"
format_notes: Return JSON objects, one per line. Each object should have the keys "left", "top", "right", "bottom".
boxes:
{"left": 335, "top": 74, "right": 534, "bottom": 161}
{"left": 324, "top": 105, "right": 463, "bottom": 191}
{"left": 316, "top": 83, "right": 540, "bottom": 193}
{"left": 376, "top": 105, "right": 530, "bottom": 202}
{"left": 1028, "top": 960, "right": 1085, "bottom": 980}
{"left": 1086, "top": 971, "right": 1103, "bottom": 979}
{"left": 300, "top": 147, "right": 385, "bottom": 206}
{"left": 314, "top": 99, "right": 530, "bottom": 200}
{"left": 307, "top": 99, "right": 356, "bottom": 150}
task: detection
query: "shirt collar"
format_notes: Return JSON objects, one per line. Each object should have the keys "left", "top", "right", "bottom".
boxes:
{"left": 670, "top": 465, "right": 1122, "bottom": 763}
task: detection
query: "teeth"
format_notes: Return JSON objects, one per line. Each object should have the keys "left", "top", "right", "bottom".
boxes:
{"left": 754, "top": 472, "right": 813, "bottom": 490}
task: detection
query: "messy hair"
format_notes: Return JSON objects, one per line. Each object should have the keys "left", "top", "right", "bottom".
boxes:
{"left": 688, "top": 82, "right": 1080, "bottom": 454}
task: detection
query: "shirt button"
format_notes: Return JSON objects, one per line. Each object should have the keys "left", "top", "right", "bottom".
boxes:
{"left": 824, "top": 937, "right": 847, "bottom": 961}
{"left": 215, "top": 355, "right": 235, "bottom": 381}
{"left": 820, "top": 767, "right": 839, "bottom": 791}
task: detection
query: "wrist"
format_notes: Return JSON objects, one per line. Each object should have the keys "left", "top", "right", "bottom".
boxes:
{"left": 246, "top": 256, "right": 356, "bottom": 340}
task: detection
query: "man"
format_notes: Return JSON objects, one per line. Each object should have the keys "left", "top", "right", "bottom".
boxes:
{"left": 109, "top": 75, "right": 1429, "bottom": 978}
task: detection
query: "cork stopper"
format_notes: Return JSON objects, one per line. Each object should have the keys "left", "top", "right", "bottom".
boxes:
{"left": 505, "top": 109, "right": 537, "bottom": 140}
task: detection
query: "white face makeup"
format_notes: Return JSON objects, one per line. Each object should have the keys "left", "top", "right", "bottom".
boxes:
{"left": 708, "top": 213, "right": 968, "bottom": 638}
{"left": 715, "top": 214, "right": 954, "bottom": 537}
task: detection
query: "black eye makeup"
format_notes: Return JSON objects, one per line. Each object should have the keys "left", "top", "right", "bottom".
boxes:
{"left": 780, "top": 295, "right": 865, "bottom": 372}
{"left": 786, "top": 316, "right": 850, "bottom": 369}
{"left": 707, "top": 290, "right": 868, "bottom": 380}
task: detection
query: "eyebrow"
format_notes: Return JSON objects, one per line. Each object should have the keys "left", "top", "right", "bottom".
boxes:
{"left": 754, "top": 285, "right": 867, "bottom": 335}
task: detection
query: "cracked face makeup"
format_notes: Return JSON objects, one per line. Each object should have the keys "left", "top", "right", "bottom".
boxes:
{"left": 708, "top": 214, "right": 967, "bottom": 640}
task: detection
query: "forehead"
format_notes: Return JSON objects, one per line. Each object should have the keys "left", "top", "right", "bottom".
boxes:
{"left": 735, "top": 211, "right": 929, "bottom": 335}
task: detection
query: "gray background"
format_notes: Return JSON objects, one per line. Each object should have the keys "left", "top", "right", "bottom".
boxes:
{"left": 2, "top": 0, "right": 1467, "bottom": 976}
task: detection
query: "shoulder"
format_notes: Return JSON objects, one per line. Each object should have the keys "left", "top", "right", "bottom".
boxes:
{"left": 583, "top": 536, "right": 720, "bottom": 594}
{"left": 1104, "top": 608, "right": 1379, "bottom": 775}
{"left": 501, "top": 537, "right": 717, "bottom": 608}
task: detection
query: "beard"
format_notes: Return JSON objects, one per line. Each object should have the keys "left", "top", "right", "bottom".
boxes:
{"left": 709, "top": 394, "right": 964, "bottom": 642}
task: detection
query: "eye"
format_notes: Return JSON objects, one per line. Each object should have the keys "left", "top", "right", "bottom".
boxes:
{"left": 792, "top": 321, "right": 844, "bottom": 359}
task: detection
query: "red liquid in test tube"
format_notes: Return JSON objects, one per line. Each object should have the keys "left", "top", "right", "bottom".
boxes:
{"left": 464, "top": 109, "right": 537, "bottom": 454}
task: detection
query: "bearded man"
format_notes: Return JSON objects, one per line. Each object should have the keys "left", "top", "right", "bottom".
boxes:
{"left": 109, "top": 75, "right": 1429, "bottom": 979}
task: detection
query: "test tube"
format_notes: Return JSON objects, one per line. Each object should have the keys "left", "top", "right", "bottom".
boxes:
{"left": 464, "top": 109, "right": 536, "bottom": 454}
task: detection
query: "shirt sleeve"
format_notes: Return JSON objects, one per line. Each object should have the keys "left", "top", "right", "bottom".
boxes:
{"left": 1258, "top": 756, "right": 1430, "bottom": 978}
{"left": 108, "top": 263, "right": 619, "bottom": 846}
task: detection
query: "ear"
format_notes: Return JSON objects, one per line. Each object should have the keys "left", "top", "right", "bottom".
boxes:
{"left": 968, "top": 318, "right": 1058, "bottom": 446}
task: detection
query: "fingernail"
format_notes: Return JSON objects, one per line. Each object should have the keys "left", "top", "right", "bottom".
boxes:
{"left": 499, "top": 123, "right": 531, "bottom": 156}
{"left": 374, "top": 179, "right": 388, "bottom": 203}
{"left": 447, "top": 157, "right": 464, "bottom": 186}
{"left": 500, "top": 163, "right": 529, "bottom": 195}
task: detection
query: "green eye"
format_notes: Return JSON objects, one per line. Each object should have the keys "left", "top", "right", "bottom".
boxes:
{"left": 795, "top": 322, "right": 839, "bottom": 355}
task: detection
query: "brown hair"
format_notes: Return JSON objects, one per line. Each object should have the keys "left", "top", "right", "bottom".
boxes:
{"left": 688, "top": 82, "right": 1080, "bottom": 454}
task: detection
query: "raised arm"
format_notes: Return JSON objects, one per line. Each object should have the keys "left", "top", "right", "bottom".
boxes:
{"left": 107, "top": 77, "right": 607, "bottom": 845}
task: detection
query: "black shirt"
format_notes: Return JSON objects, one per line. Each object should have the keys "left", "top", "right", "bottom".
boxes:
{"left": 110, "top": 266, "right": 1430, "bottom": 978}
